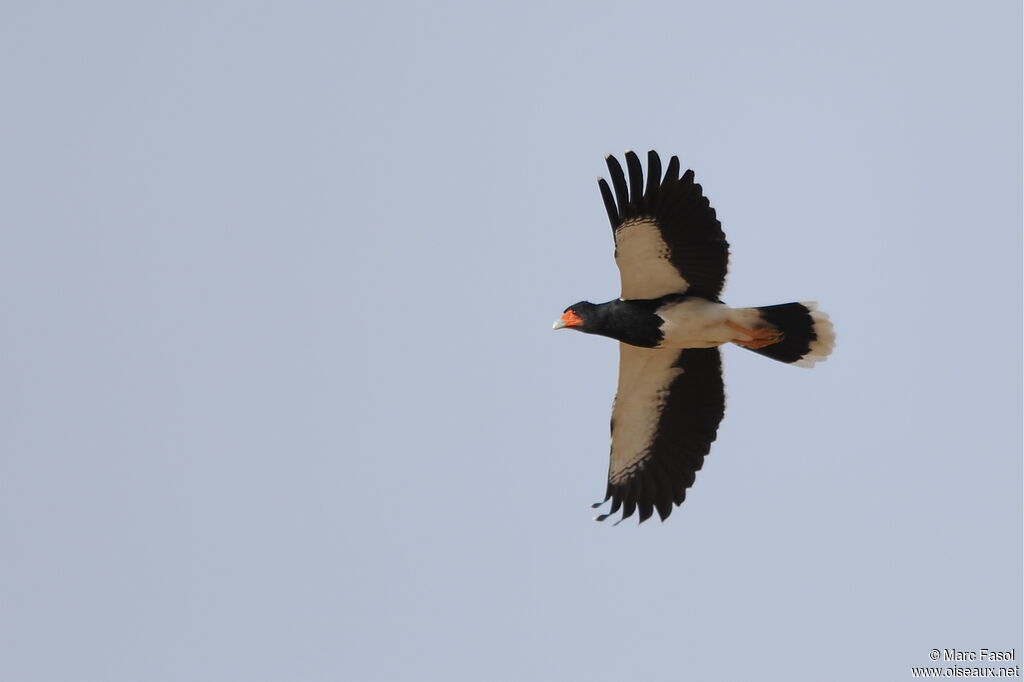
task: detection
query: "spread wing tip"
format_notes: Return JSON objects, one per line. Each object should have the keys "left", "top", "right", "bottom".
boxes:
{"left": 594, "top": 486, "right": 679, "bottom": 524}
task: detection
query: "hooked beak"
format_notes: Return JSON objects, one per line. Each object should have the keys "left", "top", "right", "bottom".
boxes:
{"left": 552, "top": 310, "right": 583, "bottom": 330}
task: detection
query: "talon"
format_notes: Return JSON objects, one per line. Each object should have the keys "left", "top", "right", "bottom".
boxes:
{"left": 726, "top": 320, "right": 784, "bottom": 350}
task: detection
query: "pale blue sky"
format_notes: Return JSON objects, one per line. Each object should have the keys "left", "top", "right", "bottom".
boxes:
{"left": 2, "top": 2, "right": 1021, "bottom": 681}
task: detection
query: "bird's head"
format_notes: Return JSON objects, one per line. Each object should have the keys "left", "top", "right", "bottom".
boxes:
{"left": 552, "top": 301, "right": 598, "bottom": 332}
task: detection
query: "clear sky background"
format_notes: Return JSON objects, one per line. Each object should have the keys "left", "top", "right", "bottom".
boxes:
{"left": 2, "top": 2, "right": 1020, "bottom": 681}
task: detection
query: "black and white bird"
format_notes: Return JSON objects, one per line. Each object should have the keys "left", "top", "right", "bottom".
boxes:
{"left": 553, "top": 151, "right": 834, "bottom": 524}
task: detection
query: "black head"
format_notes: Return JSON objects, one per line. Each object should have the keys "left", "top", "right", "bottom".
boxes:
{"left": 552, "top": 299, "right": 664, "bottom": 347}
{"left": 552, "top": 301, "right": 598, "bottom": 331}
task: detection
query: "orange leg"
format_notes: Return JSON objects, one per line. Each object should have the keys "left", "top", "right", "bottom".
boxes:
{"left": 726, "top": 320, "right": 784, "bottom": 350}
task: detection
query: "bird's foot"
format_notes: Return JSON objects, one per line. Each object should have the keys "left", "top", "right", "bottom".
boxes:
{"left": 726, "top": 320, "right": 784, "bottom": 349}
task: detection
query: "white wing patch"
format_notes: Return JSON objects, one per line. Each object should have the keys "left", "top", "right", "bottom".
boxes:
{"left": 609, "top": 345, "right": 683, "bottom": 485}
{"left": 614, "top": 218, "right": 689, "bottom": 299}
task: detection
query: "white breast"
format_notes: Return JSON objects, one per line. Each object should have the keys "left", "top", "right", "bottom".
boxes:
{"left": 655, "top": 299, "right": 743, "bottom": 349}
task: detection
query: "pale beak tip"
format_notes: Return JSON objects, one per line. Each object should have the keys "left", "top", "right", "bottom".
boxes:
{"left": 552, "top": 318, "right": 566, "bottom": 330}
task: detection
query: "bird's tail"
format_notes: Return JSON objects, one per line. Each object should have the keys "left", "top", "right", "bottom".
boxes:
{"left": 743, "top": 302, "right": 834, "bottom": 367}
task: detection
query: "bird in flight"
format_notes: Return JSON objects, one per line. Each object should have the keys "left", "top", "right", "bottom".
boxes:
{"left": 553, "top": 151, "right": 834, "bottom": 524}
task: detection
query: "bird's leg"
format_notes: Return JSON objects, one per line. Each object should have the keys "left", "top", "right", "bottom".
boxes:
{"left": 726, "top": 320, "right": 784, "bottom": 349}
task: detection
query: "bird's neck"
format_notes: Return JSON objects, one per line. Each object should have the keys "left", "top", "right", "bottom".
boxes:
{"left": 588, "top": 298, "right": 680, "bottom": 348}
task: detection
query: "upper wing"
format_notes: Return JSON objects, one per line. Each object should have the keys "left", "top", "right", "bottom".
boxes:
{"left": 597, "top": 345, "right": 725, "bottom": 524}
{"left": 598, "top": 151, "right": 729, "bottom": 300}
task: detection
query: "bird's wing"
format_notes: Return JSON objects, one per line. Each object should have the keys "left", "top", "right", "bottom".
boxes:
{"left": 598, "top": 151, "right": 729, "bottom": 300}
{"left": 598, "top": 344, "right": 725, "bottom": 523}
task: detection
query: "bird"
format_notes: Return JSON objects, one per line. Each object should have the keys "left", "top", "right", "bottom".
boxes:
{"left": 553, "top": 150, "right": 834, "bottom": 524}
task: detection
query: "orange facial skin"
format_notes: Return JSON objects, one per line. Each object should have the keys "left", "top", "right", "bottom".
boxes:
{"left": 559, "top": 310, "right": 583, "bottom": 328}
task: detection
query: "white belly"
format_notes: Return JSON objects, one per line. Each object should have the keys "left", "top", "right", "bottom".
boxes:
{"left": 655, "top": 299, "right": 760, "bottom": 349}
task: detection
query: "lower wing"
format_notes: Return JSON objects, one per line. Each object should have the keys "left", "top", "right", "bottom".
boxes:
{"left": 599, "top": 345, "right": 725, "bottom": 523}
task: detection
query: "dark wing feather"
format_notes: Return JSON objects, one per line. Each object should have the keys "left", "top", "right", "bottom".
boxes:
{"left": 644, "top": 150, "right": 661, "bottom": 198}
{"left": 599, "top": 346, "right": 725, "bottom": 524}
{"left": 599, "top": 151, "right": 729, "bottom": 300}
